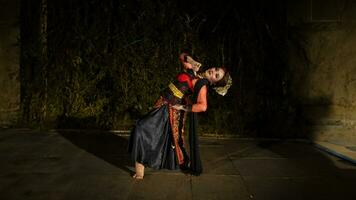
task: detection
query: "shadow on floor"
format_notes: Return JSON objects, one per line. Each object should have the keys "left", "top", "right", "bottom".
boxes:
{"left": 58, "top": 130, "right": 134, "bottom": 175}
{"left": 256, "top": 139, "right": 356, "bottom": 169}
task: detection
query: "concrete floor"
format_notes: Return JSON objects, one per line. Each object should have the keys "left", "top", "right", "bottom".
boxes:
{"left": 1, "top": 129, "right": 356, "bottom": 200}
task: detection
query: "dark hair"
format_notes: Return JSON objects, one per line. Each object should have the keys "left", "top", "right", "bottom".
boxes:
{"left": 213, "top": 67, "right": 230, "bottom": 88}
{"left": 179, "top": 52, "right": 189, "bottom": 63}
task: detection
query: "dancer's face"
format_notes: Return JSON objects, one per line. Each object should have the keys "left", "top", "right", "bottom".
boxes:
{"left": 204, "top": 67, "right": 225, "bottom": 84}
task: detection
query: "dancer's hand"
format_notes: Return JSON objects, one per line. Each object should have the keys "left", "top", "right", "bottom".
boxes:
{"left": 172, "top": 104, "right": 191, "bottom": 111}
{"left": 172, "top": 104, "right": 184, "bottom": 111}
{"left": 186, "top": 56, "right": 202, "bottom": 72}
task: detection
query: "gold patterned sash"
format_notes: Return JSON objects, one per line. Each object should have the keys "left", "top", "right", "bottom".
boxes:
{"left": 168, "top": 83, "right": 184, "bottom": 99}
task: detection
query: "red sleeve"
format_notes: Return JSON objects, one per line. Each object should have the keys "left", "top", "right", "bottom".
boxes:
{"left": 176, "top": 73, "right": 193, "bottom": 91}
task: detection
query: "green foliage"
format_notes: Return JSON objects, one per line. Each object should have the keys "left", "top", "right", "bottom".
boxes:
{"left": 22, "top": 0, "right": 203, "bottom": 129}
{"left": 20, "top": 0, "right": 292, "bottom": 137}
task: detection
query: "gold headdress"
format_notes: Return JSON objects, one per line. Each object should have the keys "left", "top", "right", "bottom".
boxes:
{"left": 213, "top": 73, "right": 232, "bottom": 96}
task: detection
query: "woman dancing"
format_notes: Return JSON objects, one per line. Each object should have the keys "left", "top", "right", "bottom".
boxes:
{"left": 129, "top": 53, "right": 232, "bottom": 179}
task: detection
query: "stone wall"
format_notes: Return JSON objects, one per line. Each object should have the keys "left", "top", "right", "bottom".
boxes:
{"left": 0, "top": 0, "right": 20, "bottom": 127}
{"left": 288, "top": 0, "right": 356, "bottom": 146}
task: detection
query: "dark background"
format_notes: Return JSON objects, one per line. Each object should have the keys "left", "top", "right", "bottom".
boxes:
{"left": 19, "top": 0, "right": 290, "bottom": 137}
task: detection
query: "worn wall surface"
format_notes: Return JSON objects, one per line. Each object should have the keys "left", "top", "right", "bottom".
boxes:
{"left": 288, "top": 0, "right": 356, "bottom": 145}
{"left": 0, "top": 0, "right": 20, "bottom": 127}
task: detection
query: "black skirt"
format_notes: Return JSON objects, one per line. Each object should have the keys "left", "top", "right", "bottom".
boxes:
{"left": 128, "top": 104, "right": 179, "bottom": 170}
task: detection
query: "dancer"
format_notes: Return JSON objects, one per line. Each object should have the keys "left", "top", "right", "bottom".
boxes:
{"left": 129, "top": 53, "right": 232, "bottom": 179}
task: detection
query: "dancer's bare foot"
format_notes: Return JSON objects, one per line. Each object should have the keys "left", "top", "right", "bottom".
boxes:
{"left": 133, "top": 162, "right": 145, "bottom": 180}
{"left": 132, "top": 173, "right": 144, "bottom": 180}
